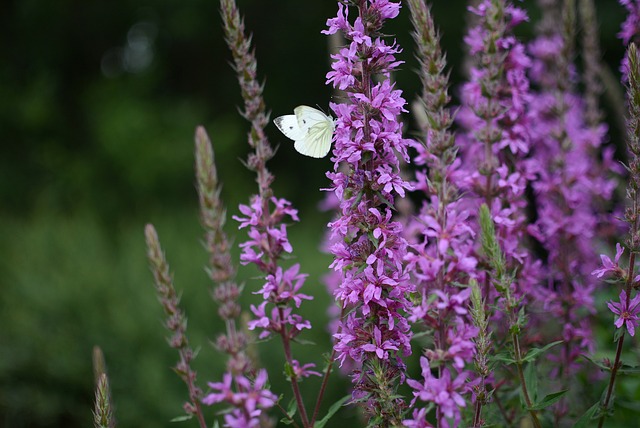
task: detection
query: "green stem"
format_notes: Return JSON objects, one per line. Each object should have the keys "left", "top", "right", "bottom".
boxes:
{"left": 513, "top": 334, "right": 542, "bottom": 428}
{"left": 279, "top": 308, "right": 310, "bottom": 428}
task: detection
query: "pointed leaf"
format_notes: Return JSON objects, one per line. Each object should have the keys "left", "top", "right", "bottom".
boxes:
{"left": 618, "top": 363, "right": 640, "bottom": 374}
{"left": 314, "top": 395, "right": 350, "bottom": 428}
{"left": 572, "top": 402, "right": 599, "bottom": 428}
{"left": 491, "top": 351, "right": 516, "bottom": 365}
{"left": 529, "top": 390, "right": 569, "bottom": 410}
{"left": 582, "top": 354, "right": 610, "bottom": 371}
{"left": 524, "top": 362, "right": 538, "bottom": 403}
{"left": 523, "top": 340, "right": 563, "bottom": 363}
{"left": 170, "top": 415, "right": 193, "bottom": 422}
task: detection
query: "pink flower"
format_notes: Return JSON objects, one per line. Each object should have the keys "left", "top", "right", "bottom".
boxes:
{"left": 607, "top": 290, "right": 640, "bottom": 336}
{"left": 290, "top": 360, "right": 322, "bottom": 379}
{"left": 407, "top": 357, "right": 471, "bottom": 428}
{"left": 591, "top": 243, "right": 625, "bottom": 278}
{"left": 202, "top": 369, "right": 277, "bottom": 427}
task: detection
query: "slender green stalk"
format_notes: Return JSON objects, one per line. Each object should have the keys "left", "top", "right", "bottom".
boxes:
{"left": 479, "top": 205, "right": 542, "bottom": 428}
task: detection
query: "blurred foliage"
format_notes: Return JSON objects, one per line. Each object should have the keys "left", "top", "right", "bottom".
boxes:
{"left": 0, "top": 0, "right": 637, "bottom": 427}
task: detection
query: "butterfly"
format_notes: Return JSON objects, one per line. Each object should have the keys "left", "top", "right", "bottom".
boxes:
{"left": 273, "top": 105, "right": 335, "bottom": 158}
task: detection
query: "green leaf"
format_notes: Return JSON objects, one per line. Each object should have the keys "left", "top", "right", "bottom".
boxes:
{"left": 618, "top": 362, "right": 640, "bottom": 374}
{"left": 412, "top": 329, "right": 434, "bottom": 340}
{"left": 581, "top": 354, "right": 610, "bottom": 371}
{"left": 287, "top": 398, "right": 298, "bottom": 418}
{"left": 524, "top": 362, "right": 538, "bottom": 403}
{"left": 291, "top": 338, "right": 316, "bottom": 346}
{"left": 572, "top": 402, "right": 599, "bottom": 428}
{"left": 522, "top": 340, "right": 563, "bottom": 363}
{"left": 170, "top": 415, "right": 193, "bottom": 422}
{"left": 491, "top": 351, "right": 516, "bottom": 365}
{"left": 528, "top": 390, "right": 568, "bottom": 410}
{"left": 613, "top": 326, "right": 625, "bottom": 342}
{"left": 314, "top": 395, "right": 350, "bottom": 428}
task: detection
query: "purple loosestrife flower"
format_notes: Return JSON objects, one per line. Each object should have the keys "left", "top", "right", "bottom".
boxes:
{"left": 218, "top": 0, "right": 317, "bottom": 425}
{"left": 620, "top": 0, "right": 640, "bottom": 46}
{"left": 608, "top": 290, "right": 640, "bottom": 336}
{"left": 404, "top": 2, "right": 480, "bottom": 425}
{"left": 324, "top": 0, "right": 413, "bottom": 424}
{"left": 456, "top": 0, "right": 539, "bottom": 305}
{"left": 406, "top": 357, "right": 472, "bottom": 428}
{"left": 526, "top": 2, "right": 618, "bottom": 392}
{"left": 592, "top": 43, "right": 640, "bottom": 428}
{"left": 620, "top": 1, "right": 640, "bottom": 80}
{"left": 592, "top": 244, "right": 626, "bottom": 278}
{"left": 202, "top": 369, "right": 277, "bottom": 428}
{"left": 457, "top": 3, "right": 551, "bottom": 425}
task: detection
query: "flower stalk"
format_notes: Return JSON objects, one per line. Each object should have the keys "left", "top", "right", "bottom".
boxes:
{"left": 596, "top": 42, "right": 640, "bottom": 428}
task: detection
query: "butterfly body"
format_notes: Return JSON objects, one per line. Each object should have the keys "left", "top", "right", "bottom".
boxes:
{"left": 274, "top": 105, "right": 335, "bottom": 158}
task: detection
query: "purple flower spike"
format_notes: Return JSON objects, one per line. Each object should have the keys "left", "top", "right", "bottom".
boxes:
{"left": 324, "top": 0, "right": 413, "bottom": 424}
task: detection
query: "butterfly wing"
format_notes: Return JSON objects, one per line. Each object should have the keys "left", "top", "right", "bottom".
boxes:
{"left": 274, "top": 114, "right": 306, "bottom": 141}
{"left": 293, "top": 106, "right": 335, "bottom": 158}
{"left": 294, "top": 120, "right": 334, "bottom": 158}
{"left": 274, "top": 106, "right": 335, "bottom": 158}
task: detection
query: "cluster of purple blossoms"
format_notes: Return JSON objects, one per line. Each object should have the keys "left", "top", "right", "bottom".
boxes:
{"left": 456, "top": 0, "right": 537, "bottom": 288}
{"left": 407, "top": 357, "right": 473, "bottom": 428}
{"left": 620, "top": 1, "right": 640, "bottom": 47}
{"left": 323, "top": 0, "right": 414, "bottom": 422}
{"left": 452, "top": 5, "right": 543, "bottom": 376}
{"left": 233, "top": 195, "right": 317, "bottom": 350}
{"left": 526, "top": 24, "right": 619, "bottom": 376}
{"left": 401, "top": 1, "right": 480, "bottom": 425}
{"left": 202, "top": 369, "right": 277, "bottom": 428}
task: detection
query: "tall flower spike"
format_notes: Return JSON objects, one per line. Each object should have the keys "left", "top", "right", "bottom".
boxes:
{"left": 93, "top": 374, "right": 115, "bottom": 428}
{"left": 593, "top": 42, "right": 640, "bottom": 428}
{"left": 195, "top": 126, "right": 253, "bottom": 377}
{"left": 579, "top": 0, "right": 605, "bottom": 127}
{"left": 404, "top": 1, "right": 478, "bottom": 427}
{"left": 456, "top": 0, "right": 537, "bottom": 301}
{"left": 619, "top": 0, "right": 640, "bottom": 84}
{"left": 457, "top": 1, "right": 544, "bottom": 425}
{"left": 220, "top": 0, "right": 316, "bottom": 425}
{"left": 145, "top": 224, "right": 208, "bottom": 428}
{"left": 220, "top": 0, "right": 273, "bottom": 198}
{"left": 526, "top": 3, "right": 618, "bottom": 412}
{"left": 92, "top": 347, "right": 115, "bottom": 428}
{"left": 324, "top": 1, "right": 414, "bottom": 425}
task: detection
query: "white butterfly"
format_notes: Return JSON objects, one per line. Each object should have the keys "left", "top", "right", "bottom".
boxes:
{"left": 274, "top": 105, "right": 335, "bottom": 158}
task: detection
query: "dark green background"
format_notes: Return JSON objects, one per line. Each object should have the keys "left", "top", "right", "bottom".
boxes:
{"left": 0, "top": 1, "right": 634, "bottom": 427}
